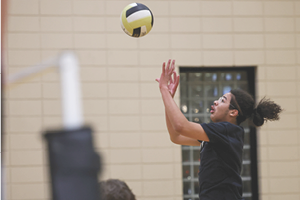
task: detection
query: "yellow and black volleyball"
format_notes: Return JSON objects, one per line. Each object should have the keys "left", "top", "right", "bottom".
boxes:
{"left": 120, "top": 3, "right": 154, "bottom": 38}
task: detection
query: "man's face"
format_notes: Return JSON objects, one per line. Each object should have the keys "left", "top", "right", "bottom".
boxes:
{"left": 210, "top": 93, "right": 232, "bottom": 122}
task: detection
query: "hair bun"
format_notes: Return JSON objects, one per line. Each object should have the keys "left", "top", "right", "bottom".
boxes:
{"left": 252, "top": 108, "right": 264, "bottom": 126}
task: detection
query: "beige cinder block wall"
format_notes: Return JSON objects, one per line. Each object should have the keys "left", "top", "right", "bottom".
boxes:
{"left": 3, "top": 0, "right": 300, "bottom": 200}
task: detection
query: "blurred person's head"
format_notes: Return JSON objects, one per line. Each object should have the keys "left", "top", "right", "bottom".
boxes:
{"left": 99, "top": 179, "right": 136, "bottom": 200}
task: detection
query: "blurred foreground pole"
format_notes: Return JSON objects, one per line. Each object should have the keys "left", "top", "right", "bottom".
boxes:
{"left": 44, "top": 52, "right": 101, "bottom": 200}
{"left": 6, "top": 51, "right": 101, "bottom": 200}
{"left": 44, "top": 127, "right": 101, "bottom": 200}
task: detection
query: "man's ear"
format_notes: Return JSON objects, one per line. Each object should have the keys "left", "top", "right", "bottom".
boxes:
{"left": 230, "top": 109, "right": 239, "bottom": 117}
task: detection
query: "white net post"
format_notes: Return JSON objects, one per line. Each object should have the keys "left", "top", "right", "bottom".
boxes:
{"left": 58, "top": 52, "right": 83, "bottom": 130}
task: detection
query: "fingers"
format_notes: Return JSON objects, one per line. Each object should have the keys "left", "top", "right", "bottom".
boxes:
{"left": 172, "top": 71, "right": 177, "bottom": 82}
{"left": 170, "top": 75, "right": 173, "bottom": 84}
{"left": 167, "top": 59, "right": 171, "bottom": 71}
{"left": 172, "top": 71, "right": 177, "bottom": 83}
{"left": 174, "top": 75, "right": 180, "bottom": 88}
{"left": 171, "top": 59, "right": 175, "bottom": 72}
{"left": 173, "top": 72, "right": 180, "bottom": 87}
{"left": 165, "top": 59, "right": 175, "bottom": 75}
{"left": 155, "top": 78, "right": 160, "bottom": 82}
{"left": 169, "top": 72, "right": 174, "bottom": 85}
{"left": 171, "top": 74, "right": 180, "bottom": 97}
{"left": 173, "top": 71, "right": 179, "bottom": 84}
{"left": 160, "top": 59, "right": 177, "bottom": 85}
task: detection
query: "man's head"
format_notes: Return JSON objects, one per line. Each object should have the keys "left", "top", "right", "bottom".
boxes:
{"left": 210, "top": 89, "right": 282, "bottom": 126}
{"left": 99, "top": 179, "right": 136, "bottom": 200}
{"left": 210, "top": 92, "right": 239, "bottom": 124}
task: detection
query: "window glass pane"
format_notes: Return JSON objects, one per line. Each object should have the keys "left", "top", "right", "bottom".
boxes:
{"left": 182, "top": 150, "right": 190, "bottom": 162}
{"left": 241, "top": 164, "right": 251, "bottom": 177}
{"left": 192, "top": 117, "right": 204, "bottom": 124}
{"left": 238, "top": 83, "right": 249, "bottom": 92}
{"left": 189, "top": 72, "right": 203, "bottom": 81}
{"left": 181, "top": 100, "right": 189, "bottom": 113}
{"left": 220, "top": 72, "right": 234, "bottom": 81}
{"left": 180, "top": 72, "right": 187, "bottom": 82}
{"left": 204, "top": 72, "right": 218, "bottom": 82}
{"left": 243, "top": 180, "right": 252, "bottom": 193}
{"left": 190, "top": 85, "right": 203, "bottom": 97}
{"left": 183, "top": 165, "right": 191, "bottom": 179}
{"left": 180, "top": 85, "right": 188, "bottom": 97}
{"left": 243, "top": 148, "right": 251, "bottom": 160}
{"left": 193, "top": 165, "right": 199, "bottom": 177}
{"left": 204, "top": 85, "right": 218, "bottom": 97}
{"left": 193, "top": 150, "right": 200, "bottom": 162}
{"left": 244, "top": 130, "right": 250, "bottom": 145}
{"left": 183, "top": 182, "right": 192, "bottom": 195}
{"left": 222, "top": 84, "right": 234, "bottom": 94}
{"left": 191, "top": 100, "right": 204, "bottom": 114}
{"left": 236, "top": 72, "right": 247, "bottom": 81}
{"left": 194, "top": 181, "right": 200, "bottom": 194}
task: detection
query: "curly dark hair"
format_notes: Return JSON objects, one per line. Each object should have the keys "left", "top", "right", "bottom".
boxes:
{"left": 99, "top": 179, "right": 136, "bottom": 200}
{"left": 230, "top": 89, "right": 282, "bottom": 126}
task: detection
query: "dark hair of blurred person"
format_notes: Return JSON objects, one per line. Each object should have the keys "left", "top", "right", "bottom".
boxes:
{"left": 99, "top": 179, "right": 136, "bottom": 200}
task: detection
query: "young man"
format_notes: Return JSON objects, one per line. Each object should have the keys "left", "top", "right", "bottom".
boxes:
{"left": 156, "top": 59, "right": 282, "bottom": 200}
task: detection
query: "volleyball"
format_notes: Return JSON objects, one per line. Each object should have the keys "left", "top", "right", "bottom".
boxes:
{"left": 120, "top": 3, "right": 154, "bottom": 38}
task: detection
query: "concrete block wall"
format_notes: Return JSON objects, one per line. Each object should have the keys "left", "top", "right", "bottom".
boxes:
{"left": 3, "top": 0, "right": 300, "bottom": 200}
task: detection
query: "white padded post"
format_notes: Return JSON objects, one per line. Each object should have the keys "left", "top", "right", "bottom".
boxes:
{"left": 58, "top": 52, "right": 83, "bottom": 130}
